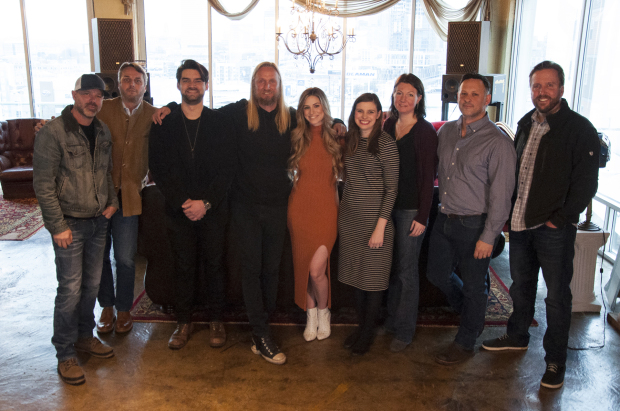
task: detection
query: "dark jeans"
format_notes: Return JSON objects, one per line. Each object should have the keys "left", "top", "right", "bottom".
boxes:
{"left": 386, "top": 209, "right": 425, "bottom": 344}
{"left": 98, "top": 204, "right": 139, "bottom": 312}
{"left": 165, "top": 202, "right": 228, "bottom": 324}
{"left": 230, "top": 200, "right": 288, "bottom": 337}
{"left": 52, "top": 215, "right": 109, "bottom": 361}
{"left": 507, "top": 224, "right": 577, "bottom": 366}
{"left": 427, "top": 212, "right": 491, "bottom": 350}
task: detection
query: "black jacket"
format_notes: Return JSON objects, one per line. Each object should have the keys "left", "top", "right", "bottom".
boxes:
{"left": 512, "top": 99, "right": 599, "bottom": 229}
{"left": 149, "top": 106, "right": 237, "bottom": 214}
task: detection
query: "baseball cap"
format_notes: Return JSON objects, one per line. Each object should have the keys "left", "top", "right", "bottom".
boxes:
{"left": 74, "top": 74, "right": 105, "bottom": 92}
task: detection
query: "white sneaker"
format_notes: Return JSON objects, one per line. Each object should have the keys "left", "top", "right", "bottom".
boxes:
{"left": 303, "top": 307, "right": 318, "bottom": 341}
{"left": 317, "top": 307, "right": 331, "bottom": 340}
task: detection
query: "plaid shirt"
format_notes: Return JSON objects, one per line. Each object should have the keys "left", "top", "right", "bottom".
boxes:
{"left": 511, "top": 112, "right": 549, "bottom": 232}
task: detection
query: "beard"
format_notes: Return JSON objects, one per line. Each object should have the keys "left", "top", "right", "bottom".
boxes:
{"left": 256, "top": 93, "right": 278, "bottom": 107}
{"left": 120, "top": 87, "right": 145, "bottom": 106}
{"left": 74, "top": 101, "right": 99, "bottom": 119}
{"left": 182, "top": 88, "right": 204, "bottom": 105}
{"left": 533, "top": 94, "right": 562, "bottom": 114}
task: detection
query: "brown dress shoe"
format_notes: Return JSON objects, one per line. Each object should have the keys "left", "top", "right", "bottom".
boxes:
{"left": 115, "top": 311, "right": 133, "bottom": 334}
{"left": 96, "top": 307, "right": 115, "bottom": 334}
{"left": 168, "top": 323, "right": 193, "bottom": 350}
{"left": 209, "top": 321, "right": 226, "bottom": 348}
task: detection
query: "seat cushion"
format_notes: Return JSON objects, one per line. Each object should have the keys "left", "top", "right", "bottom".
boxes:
{"left": 0, "top": 165, "right": 33, "bottom": 182}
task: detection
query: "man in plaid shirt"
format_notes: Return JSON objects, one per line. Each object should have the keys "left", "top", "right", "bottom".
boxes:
{"left": 482, "top": 61, "right": 600, "bottom": 390}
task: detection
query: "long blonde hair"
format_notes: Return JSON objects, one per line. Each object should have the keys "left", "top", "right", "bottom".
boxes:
{"left": 289, "top": 87, "right": 343, "bottom": 186}
{"left": 247, "top": 62, "right": 290, "bottom": 135}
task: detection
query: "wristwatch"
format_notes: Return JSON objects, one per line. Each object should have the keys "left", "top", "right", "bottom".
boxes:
{"left": 202, "top": 200, "right": 211, "bottom": 211}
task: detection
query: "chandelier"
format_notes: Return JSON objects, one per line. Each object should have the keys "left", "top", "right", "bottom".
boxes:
{"left": 277, "top": 0, "right": 355, "bottom": 73}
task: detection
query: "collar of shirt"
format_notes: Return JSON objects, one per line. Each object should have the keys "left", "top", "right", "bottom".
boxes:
{"left": 122, "top": 99, "right": 142, "bottom": 116}
{"left": 531, "top": 110, "right": 548, "bottom": 126}
{"left": 456, "top": 112, "right": 492, "bottom": 138}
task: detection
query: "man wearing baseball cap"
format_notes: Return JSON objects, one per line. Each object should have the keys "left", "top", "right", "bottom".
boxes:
{"left": 33, "top": 74, "right": 119, "bottom": 385}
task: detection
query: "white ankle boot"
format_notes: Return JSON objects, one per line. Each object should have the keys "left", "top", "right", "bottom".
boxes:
{"left": 303, "top": 307, "right": 318, "bottom": 341}
{"left": 317, "top": 307, "right": 331, "bottom": 340}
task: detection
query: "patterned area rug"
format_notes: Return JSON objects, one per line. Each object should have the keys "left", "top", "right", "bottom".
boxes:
{"left": 131, "top": 268, "right": 537, "bottom": 327}
{"left": 0, "top": 195, "right": 44, "bottom": 241}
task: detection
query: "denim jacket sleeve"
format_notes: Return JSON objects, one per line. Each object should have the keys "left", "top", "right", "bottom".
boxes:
{"left": 33, "top": 122, "right": 69, "bottom": 235}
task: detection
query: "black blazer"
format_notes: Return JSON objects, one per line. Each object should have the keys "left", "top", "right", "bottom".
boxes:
{"left": 148, "top": 105, "right": 237, "bottom": 214}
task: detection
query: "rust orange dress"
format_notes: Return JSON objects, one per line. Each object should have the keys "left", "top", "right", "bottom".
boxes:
{"left": 287, "top": 124, "right": 338, "bottom": 310}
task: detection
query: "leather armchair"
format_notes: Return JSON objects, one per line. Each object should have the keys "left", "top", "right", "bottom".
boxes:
{"left": 0, "top": 118, "right": 42, "bottom": 199}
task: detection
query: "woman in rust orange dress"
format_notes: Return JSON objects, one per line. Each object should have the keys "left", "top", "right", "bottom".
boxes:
{"left": 288, "top": 87, "right": 343, "bottom": 342}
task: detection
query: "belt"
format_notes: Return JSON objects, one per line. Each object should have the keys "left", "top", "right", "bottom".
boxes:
{"left": 444, "top": 213, "right": 483, "bottom": 219}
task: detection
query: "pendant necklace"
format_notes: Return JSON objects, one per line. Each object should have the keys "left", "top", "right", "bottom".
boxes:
{"left": 182, "top": 113, "right": 201, "bottom": 158}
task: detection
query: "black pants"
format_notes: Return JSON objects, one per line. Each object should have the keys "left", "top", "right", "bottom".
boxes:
{"left": 230, "top": 200, "right": 288, "bottom": 337}
{"left": 165, "top": 201, "right": 228, "bottom": 324}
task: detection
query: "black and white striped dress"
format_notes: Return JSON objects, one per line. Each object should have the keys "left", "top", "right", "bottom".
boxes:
{"left": 338, "top": 131, "right": 399, "bottom": 291}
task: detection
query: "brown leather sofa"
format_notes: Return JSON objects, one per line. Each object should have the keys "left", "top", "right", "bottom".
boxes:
{"left": 0, "top": 119, "right": 42, "bottom": 199}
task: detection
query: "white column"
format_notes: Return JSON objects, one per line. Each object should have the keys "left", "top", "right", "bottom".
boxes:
{"left": 570, "top": 230, "right": 609, "bottom": 312}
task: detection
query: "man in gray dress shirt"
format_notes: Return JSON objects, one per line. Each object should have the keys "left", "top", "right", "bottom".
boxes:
{"left": 427, "top": 73, "right": 516, "bottom": 365}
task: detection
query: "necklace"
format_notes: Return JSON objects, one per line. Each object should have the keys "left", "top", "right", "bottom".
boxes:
{"left": 181, "top": 113, "right": 201, "bottom": 158}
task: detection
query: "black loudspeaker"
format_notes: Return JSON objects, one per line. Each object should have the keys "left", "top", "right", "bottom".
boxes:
{"left": 446, "top": 21, "right": 490, "bottom": 74}
{"left": 96, "top": 72, "right": 120, "bottom": 99}
{"left": 441, "top": 73, "right": 506, "bottom": 104}
{"left": 92, "top": 18, "right": 134, "bottom": 72}
{"left": 95, "top": 72, "right": 152, "bottom": 104}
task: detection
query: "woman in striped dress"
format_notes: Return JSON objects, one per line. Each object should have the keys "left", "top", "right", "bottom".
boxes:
{"left": 338, "top": 93, "right": 399, "bottom": 355}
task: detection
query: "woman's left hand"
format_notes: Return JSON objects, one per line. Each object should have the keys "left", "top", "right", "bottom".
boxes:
{"left": 409, "top": 220, "right": 426, "bottom": 237}
{"left": 369, "top": 227, "right": 385, "bottom": 248}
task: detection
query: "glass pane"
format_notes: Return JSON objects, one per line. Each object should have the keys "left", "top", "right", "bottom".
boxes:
{"left": 412, "top": 0, "right": 449, "bottom": 122}
{"left": 576, "top": 0, "right": 620, "bottom": 201}
{"left": 211, "top": 0, "right": 274, "bottom": 108}
{"left": 0, "top": 1, "right": 30, "bottom": 118}
{"left": 25, "top": 0, "right": 91, "bottom": 118}
{"left": 144, "top": 0, "right": 210, "bottom": 107}
{"left": 343, "top": 2, "right": 412, "bottom": 118}
{"left": 509, "top": 0, "right": 584, "bottom": 129}
{"left": 277, "top": 1, "right": 343, "bottom": 119}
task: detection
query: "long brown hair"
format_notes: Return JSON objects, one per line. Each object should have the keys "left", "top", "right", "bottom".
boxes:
{"left": 247, "top": 62, "right": 290, "bottom": 134}
{"left": 344, "top": 93, "right": 383, "bottom": 157}
{"left": 289, "top": 88, "right": 343, "bottom": 185}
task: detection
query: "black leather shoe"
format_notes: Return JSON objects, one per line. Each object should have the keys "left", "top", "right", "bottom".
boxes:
{"left": 435, "top": 342, "right": 474, "bottom": 365}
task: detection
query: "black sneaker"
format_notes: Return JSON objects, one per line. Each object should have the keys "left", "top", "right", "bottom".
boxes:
{"left": 481, "top": 334, "right": 528, "bottom": 351}
{"left": 541, "top": 363, "right": 566, "bottom": 389}
{"left": 251, "top": 335, "right": 286, "bottom": 365}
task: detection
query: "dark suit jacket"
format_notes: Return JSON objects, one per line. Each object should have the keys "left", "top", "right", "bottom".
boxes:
{"left": 148, "top": 105, "right": 237, "bottom": 215}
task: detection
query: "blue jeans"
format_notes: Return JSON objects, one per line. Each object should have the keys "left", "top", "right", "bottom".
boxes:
{"left": 52, "top": 215, "right": 109, "bottom": 361}
{"left": 507, "top": 224, "right": 577, "bottom": 366}
{"left": 385, "top": 209, "right": 425, "bottom": 344}
{"left": 427, "top": 212, "right": 491, "bottom": 350}
{"left": 98, "top": 204, "right": 139, "bottom": 312}
{"left": 230, "top": 201, "right": 287, "bottom": 337}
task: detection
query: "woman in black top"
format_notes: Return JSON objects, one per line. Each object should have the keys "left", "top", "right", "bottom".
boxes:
{"left": 382, "top": 74, "right": 438, "bottom": 352}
